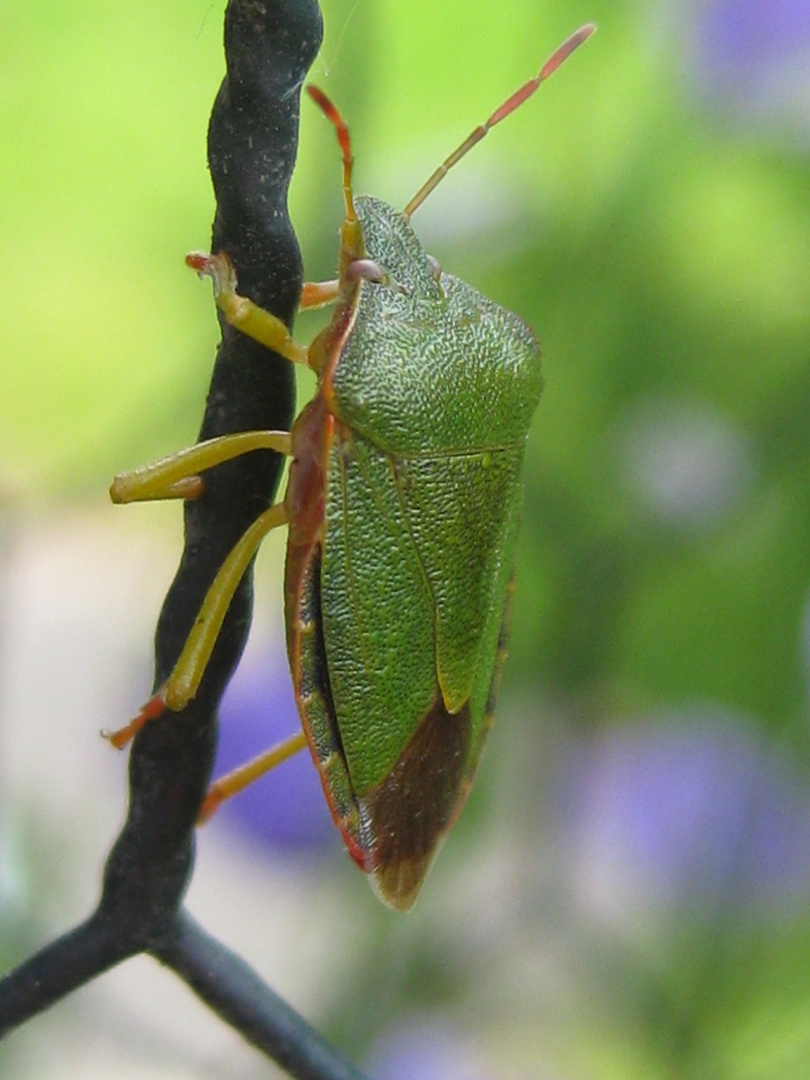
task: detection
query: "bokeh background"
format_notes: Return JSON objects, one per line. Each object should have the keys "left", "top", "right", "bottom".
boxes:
{"left": 2, "top": 0, "right": 810, "bottom": 1077}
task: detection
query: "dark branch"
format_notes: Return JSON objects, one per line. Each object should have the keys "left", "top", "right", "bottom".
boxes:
{"left": 1, "top": 2, "right": 372, "bottom": 1077}
{"left": 153, "top": 912, "right": 369, "bottom": 1080}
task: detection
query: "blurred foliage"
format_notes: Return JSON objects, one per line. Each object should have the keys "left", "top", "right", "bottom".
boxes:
{"left": 2, "top": 0, "right": 810, "bottom": 1078}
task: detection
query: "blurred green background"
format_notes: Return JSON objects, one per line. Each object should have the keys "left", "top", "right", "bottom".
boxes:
{"left": 2, "top": 1, "right": 810, "bottom": 1078}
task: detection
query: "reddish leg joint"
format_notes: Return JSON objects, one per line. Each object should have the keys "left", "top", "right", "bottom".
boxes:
{"left": 104, "top": 691, "right": 168, "bottom": 749}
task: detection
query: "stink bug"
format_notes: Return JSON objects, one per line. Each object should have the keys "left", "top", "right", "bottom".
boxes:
{"left": 110, "top": 24, "right": 595, "bottom": 909}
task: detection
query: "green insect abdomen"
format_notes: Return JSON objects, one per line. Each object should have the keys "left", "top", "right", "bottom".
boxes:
{"left": 314, "top": 416, "right": 525, "bottom": 908}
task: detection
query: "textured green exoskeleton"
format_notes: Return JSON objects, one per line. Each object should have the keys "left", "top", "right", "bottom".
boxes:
{"left": 288, "top": 196, "right": 541, "bottom": 906}
{"left": 110, "top": 25, "right": 594, "bottom": 909}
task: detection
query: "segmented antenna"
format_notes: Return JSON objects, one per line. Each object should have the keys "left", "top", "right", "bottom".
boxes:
{"left": 306, "top": 84, "right": 357, "bottom": 225}
{"left": 403, "top": 23, "right": 596, "bottom": 221}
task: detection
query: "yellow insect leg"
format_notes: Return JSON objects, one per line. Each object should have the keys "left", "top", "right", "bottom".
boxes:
{"left": 106, "top": 501, "right": 289, "bottom": 748}
{"left": 166, "top": 501, "right": 289, "bottom": 710}
{"left": 187, "top": 251, "right": 309, "bottom": 364}
{"left": 198, "top": 730, "right": 308, "bottom": 823}
{"left": 110, "top": 431, "right": 292, "bottom": 504}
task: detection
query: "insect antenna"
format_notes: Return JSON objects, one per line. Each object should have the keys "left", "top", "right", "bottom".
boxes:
{"left": 307, "top": 83, "right": 371, "bottom": 271}
{"left": 403, "top": 22, "right": 596, "bottom": 222}
{"left": 307, "top": 84, "right": 357, "bottom": 225}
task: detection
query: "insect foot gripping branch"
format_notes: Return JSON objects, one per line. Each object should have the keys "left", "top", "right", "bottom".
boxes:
{"left": 111, "top": 24, "right": 595, "bottom": 910}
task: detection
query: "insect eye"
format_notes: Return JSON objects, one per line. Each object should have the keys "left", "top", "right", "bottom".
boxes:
{"left": 426, "top": 254, "right": 442, "bottom": 280}
{"left": 346, "top": 258, "right": 388, "bottom": 284}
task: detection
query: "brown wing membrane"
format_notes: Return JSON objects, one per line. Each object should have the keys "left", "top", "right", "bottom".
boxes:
{"left": 360, "top": 694, "right": 472, "bottom": 910}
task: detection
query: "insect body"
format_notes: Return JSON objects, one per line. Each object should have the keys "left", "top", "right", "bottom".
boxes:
{"left": 111, "top": 24, "right": 594, "bottom": 909}
{"left": 286, "top": 194, "right": 541, "bottom": 905}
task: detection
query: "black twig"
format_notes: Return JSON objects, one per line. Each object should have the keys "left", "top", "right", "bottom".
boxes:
{"left": 0, "top": 3, "right": 370, "bottom": 1078}
{"left": 153, "top": 912, "right": 369, "bottom": 1080}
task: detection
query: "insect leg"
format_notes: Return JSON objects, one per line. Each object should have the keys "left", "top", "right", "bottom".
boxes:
{"left": 299, "top": 279, "right": 340, "bottom": 310}
{"left": 198, "top": 730, "right": 309, "bottom": 823}
{"left": 110, "top": 431, "right": 292, "bottom": 504}
{"left": 106, "top": 501, "right": 289, "bottom": 748}
{"left": 188, "top": 251, "right": 309, "bottom": 364}
{"left": 163, "top": 501, "right": 289, "bottom": 708}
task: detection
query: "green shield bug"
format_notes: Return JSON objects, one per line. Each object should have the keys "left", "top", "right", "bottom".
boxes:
{"left": 110, "top": 23, "right": 595, "bottom": 910}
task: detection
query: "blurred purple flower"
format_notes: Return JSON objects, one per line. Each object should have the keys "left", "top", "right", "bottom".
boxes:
{"left": 687, "top": 0, "right": 810, "bottom": 122}
{"left": 561, "top": 709, "right": 810, "bottom": 913}
{"left": 213, "top": 642, "right": 334, "bottom": 852}
{"left": 364, "top": 1019, "right": 486, "bottom": 1080}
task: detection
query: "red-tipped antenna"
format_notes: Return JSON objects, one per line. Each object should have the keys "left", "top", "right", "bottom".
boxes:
{"left": 403, "top": 23, "right": 596, "bottom": 221}
{"left": 306, "top": 84, "right": 357, "bottom": 225}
